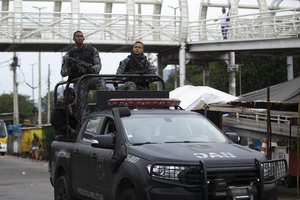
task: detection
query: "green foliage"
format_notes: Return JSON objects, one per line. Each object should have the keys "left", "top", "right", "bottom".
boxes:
{"left": 208, "top": 62, "right": 229, "bottom": 93}
{"left": 186, "top": 65, "right": 203, "bottom": 86}
{"left": 0, "top": 93, "right": 34, "bottom": 123}
{"left": 293, "top": 57, "right": 300, "bottom": 77}
{"left": 165, "top": 70, "right": 177, "bottom": 91}
{"left": 0, "top": 93, "right": 13, "bottom": 113}
{"left": 165, "top": 65, "right": 202, "bottom": 91}
{"left": 238, "top": 55, "right": 287, "bottom": 94}
{"left": 165, "top": 54, "right": 298, "bottom": 96}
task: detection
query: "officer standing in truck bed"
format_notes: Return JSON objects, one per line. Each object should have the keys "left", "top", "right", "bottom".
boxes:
{"left": 61, "top": 30, "right": 105, "bottom": 124}
{"left": 116, "top": 41, "right": 156, "bottom": 90}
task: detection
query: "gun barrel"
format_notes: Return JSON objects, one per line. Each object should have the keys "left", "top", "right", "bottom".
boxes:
{"left": 68, "top": 57, "right": 91, "bottom": 68}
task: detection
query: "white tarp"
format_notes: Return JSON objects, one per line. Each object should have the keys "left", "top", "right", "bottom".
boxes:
{"left": 170, "top": 85, "right": 239, "bottom": 110}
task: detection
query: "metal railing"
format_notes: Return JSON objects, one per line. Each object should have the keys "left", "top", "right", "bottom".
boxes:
{"left": 0, "top": 7, "right": 300, "bottom": 45}
{"left": 222, "top": 111, "right": 299, "bottom": 138}
{"left": 224, "top": 111, "right": 298, "bottom": 130}
{"left": 0, "top": 11, "right": 182, "bottom": 44}
{"left": 188, "top": 7, "right": 300, "bottom": 42}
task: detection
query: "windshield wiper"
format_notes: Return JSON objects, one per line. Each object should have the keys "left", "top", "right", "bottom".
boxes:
{"left": 133, "top": 142, "right": 159, "bottom": 145}
{"left": 165, "top": 141, "right": 195, "bottom": 143}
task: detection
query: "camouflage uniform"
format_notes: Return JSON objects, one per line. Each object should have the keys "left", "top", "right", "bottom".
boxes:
{"left": 116, "top": 52, "right": 155, "bottom": 90}
{"left": 61, "top": 44, "right": 101, "bottom": 80}
{"left": 61, "top": 44, "right": 105, "bottom": 124}
{"left": 50, "top": 101, "right": 73, "bottom": 138}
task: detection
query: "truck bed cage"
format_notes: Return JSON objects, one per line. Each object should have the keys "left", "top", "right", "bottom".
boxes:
{"left": 53, "top": 74, "right": 166, "bottom": 105}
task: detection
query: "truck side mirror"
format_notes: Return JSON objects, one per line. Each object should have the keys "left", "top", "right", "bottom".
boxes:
{"left": 225, "top": 132, "right": 240, "bottom": 144}
{"left": 91, "top": 134, "right": 115, "bottom": 149}
{"left": 118, "top": 107, "right": 131, "bottom": 117}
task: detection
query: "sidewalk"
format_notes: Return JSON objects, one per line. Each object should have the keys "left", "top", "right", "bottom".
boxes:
{"left": 278, "top": 184, "right": 300, "bottom": 200}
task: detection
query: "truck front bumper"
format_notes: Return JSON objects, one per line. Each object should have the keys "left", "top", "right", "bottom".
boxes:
{"left": 145, "top": 183, "right": 277, "bottom": 200}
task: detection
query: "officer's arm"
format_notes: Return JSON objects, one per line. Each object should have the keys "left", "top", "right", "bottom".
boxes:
{"left": 91, "top": 48, "right": 102, "bottom": 74}
{"left": 146, "top": 60, "right": 156, "bottom": 74}
{"left": 61, "top": 53, "right": 70, "bottom": 77}
{"left": 116, "top": 59, "right": 128, "bottom": 74}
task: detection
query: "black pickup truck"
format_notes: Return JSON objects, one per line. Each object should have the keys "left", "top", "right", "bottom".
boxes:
{"left": 49, "top": 74, "right": 287, "bottom": 200}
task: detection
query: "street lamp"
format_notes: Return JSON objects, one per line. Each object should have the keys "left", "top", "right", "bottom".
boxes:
{"left": 28, "top": 63, "right": 37, "bottom": 101}
{"left": 168, "top": 5, "right": 180, "bottom": 37}
{"left": 32, "top": 6, "right": 46, "bottom": 125}
{"left": 168, "top": 5, "right": 180, "bottom": 89}
{"left": 26, "top": 63, "right": 38, "bottom": 124}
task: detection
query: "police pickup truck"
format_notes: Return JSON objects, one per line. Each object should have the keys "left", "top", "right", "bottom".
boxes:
{"left": 49, "top": 74, "right": 287, "bottom": 200}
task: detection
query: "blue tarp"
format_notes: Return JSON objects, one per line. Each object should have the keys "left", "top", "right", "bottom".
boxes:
{"left": 7, "top": 124, "right": 21, "bottom": 133}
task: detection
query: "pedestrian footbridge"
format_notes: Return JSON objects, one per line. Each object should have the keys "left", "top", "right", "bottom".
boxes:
{"left": 0, "top": 1, "right": 299, "bottom": 55}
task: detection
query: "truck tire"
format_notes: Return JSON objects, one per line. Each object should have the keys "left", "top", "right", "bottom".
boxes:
{"left": 54, "top": 175, "right": 74, "bottom": 200}
{"left": 119, "top": 188, "right": 138, "bottom": 200}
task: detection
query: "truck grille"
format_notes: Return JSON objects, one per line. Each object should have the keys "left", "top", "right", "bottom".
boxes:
{"left": 150, "top": 163, "right": 205, "bottom": 188}
{"left": 150, "top": 160, "right": 287, "bottom": 188}
{"left": 207, "top": 165, "right": 259, "bottom": 185}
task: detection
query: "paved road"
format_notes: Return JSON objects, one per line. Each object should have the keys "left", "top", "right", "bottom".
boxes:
{"left": 0, "top": 155, "right": 53, "bottom": 200}
{"left": 0, "top": 155, "right": 299, "bottom": 200}
{"left": 278, "top": 184, "right": 300, "bottom": 200}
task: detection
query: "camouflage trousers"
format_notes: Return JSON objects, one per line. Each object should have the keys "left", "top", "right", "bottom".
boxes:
{"left": 124, "top": 81, "right": 149, "bottom": 91}
{"left": 75, "top": 77, "right": 106, "bottom": 124}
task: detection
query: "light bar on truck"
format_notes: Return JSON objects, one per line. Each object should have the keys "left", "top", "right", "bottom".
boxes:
{"left": 107, "top": 98, "right": 181, "bottom": 107}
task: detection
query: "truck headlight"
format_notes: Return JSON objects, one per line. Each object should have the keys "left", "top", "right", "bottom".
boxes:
{"left": 263, "top": 162, "right": 274, "bottom": 180}
{"left": 147, "top": 163, "right": 205, "bottom": 187}
{"left": 262, "top": 159, "right": 287, "bottom": 184}
{"left": 147, "top": 164, "right": 186, "bottom": 180}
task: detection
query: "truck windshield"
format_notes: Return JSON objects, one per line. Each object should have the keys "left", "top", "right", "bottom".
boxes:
{"left": 121, "top": 113, "right": 227, "bottom": 144}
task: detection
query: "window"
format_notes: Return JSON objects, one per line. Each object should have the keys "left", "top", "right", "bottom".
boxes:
{"left": 122, "top": 113, "right": 227, "bottom": 144}
{"left": 82, "top": 116, "right": 102, "bottom": 142}
{"left": 103, "top": 118, "right": 116, "bottom": 136}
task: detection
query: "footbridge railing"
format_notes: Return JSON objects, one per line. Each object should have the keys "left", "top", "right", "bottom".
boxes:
{"left": 0, "top": 12, "right": 182, "bottom": 45}
{"left": 188, "top": 7, "right": 300, "bottom": 42}
{"left": 0, "top": 7, "right": 300, "bottom": 48}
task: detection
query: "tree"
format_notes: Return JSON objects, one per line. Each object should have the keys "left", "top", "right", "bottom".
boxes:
{"left": 165, "top": 54, "right": 299, "bottom": 96}
{"left": 165, "top": 65, "right": 203, "bottom": 91}
{"left": 165, "top": 69, "right": 177, "bottom": 91}
{"left": 0, "top": 93, "right": 34, "bottom": 124}
{"left": 208, "top": 61, "right": 229, "bottom": 93}
{"left": 237, "top": 55, "right": 288, "bottom": 94}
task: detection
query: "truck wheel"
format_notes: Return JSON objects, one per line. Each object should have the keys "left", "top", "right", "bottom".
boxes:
{"left": 120, "top": 188, "right": 138, "bottom": 200}
{"left": 54, "top": 175, "right": 74, "bottom": 200}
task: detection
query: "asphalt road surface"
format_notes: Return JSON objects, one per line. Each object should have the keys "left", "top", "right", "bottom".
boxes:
{"left": 0, "top": 155, "right": 53, "bottom": 200}
{"left": 0, "top": 155, "right": 299, "bottom": 200}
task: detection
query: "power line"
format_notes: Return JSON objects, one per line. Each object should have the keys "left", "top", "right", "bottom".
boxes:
{"left": 0, "top": 58, "right": 13, "bottom": 68}
{"left": 0, "top": 65, "right": 10, "bottom": 69}
{"left": 0, "top": 58, "right": 12, "bottom": 65}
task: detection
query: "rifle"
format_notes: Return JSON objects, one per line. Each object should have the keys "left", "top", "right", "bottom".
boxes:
{"left": 66, "top": 56, "right": 93, "bottom": 68}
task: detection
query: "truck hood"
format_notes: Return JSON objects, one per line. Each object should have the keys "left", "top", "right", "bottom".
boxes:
{"left": 128, "top": 142, "right": 266, "bottom": 165}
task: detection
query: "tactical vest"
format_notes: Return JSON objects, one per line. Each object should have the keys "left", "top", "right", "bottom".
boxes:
{"left": 124, "top": 54, "right": 148, "bottom": 74}
{"left": 68, "top": 44, "right": 94, "bottom": 80}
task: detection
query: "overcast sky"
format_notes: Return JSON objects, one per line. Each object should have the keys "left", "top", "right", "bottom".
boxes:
{"left": 0, "top": 0, "right": 299, "bottom": 100}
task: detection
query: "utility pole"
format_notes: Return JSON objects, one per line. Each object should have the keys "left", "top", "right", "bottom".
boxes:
{"left": 10, "top": 54, "right": 19, "bottom": 124}
{"left": 28, "top": 63, "right": 37, "bottom": 125}
{"left": 47, "top": 64, "right": 51, "bottom": 124}
{"left": 29, "top": 63, "right": 36, "bottom": 102}
{"left": 38, "top": 51, "right": 42, "bottom": 125}
{"left": 33, "top": 6, "right": 47, "bottom": 125}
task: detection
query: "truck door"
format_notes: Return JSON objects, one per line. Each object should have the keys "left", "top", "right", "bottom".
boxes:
{"left": 71, "top": 116, "right": 103, "bottom": 197}
{"left": 88, "top": 116, "right": 115, "bottom": 199}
